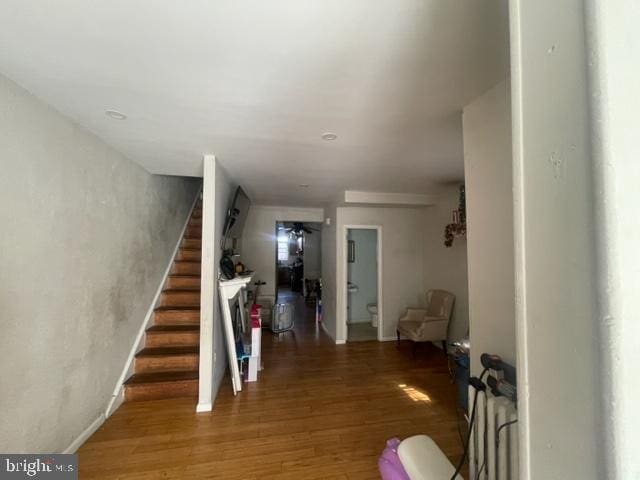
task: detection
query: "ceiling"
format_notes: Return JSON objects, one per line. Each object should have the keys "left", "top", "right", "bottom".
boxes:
{"left": 0, "top": 0, "right": 509, "bottom": 206}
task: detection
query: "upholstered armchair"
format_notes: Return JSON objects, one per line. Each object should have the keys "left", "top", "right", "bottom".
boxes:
{"left": 397, "top": 290, "right": 455, "bottom": 354}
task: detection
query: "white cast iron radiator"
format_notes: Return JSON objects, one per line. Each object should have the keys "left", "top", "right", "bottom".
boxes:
{"left": 468, "top": 386, "right": 519, "bottom": 479}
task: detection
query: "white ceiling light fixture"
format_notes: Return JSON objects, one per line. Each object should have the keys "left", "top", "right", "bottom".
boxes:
{"left": 298, "top": 184, "right": 310, "bottom": 188}
{"left": 321, "top": 132, "right": 337, "bottom": 141}
{"left": 105, "top": 110, "right": 127, "bottom": 120}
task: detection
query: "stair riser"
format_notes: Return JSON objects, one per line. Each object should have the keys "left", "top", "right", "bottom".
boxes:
{"left": 165, "top": 276, "right": 201, "bottom": 289}
{"left": 159, "top": 291, "right": 200, "bottom": 307}
{"left": 125, "top": 380, "right": 198, "bottom": 402}
{"left": 181, "top": 239, "right": 201, "bottom": 249}
{"left": 145, "top": 332, "right": 200, "bottom": 348}
{"left": 154, "top": 310, "right": 200, "bottom": 325}
{"left": 135, "top": 355, "right": 199, "bottom": 374}
{"left": 185, "top": 226, "right": 202, "bottom": 238}
{"left": 176, "top": 250, "right": 201, "bottom": 262}
{"left": 171, "top": 263, "right": 201, "bottom": 275}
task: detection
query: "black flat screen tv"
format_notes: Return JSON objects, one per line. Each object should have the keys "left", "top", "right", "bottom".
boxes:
{"left": 222, "top": 186, "right": 251, "bottom": 241}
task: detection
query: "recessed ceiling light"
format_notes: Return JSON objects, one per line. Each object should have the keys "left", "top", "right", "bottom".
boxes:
{"left": 105, "top": 110, "right": 127, "bottom": 120}
{"left": 299, "top": 184, "right": 310, "bottom": 188}
{"left": 321, "top": 132, "right": 337, "bottom": 141}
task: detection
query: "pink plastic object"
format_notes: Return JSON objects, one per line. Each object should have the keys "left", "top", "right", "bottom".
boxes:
{"left": 379, "top": 438, "right": 411, "bottom": 480}
{"left": 251, "top": 304, "right": 262, "bottom": 328}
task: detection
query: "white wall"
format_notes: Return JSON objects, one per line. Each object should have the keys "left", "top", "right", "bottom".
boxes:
{"left": 199, "top": 156, "right": 234, "bottom": 411}
{"left": 347, "top": 229, "right": 378, "bottom": 323}
{"left": 422, "top": 187, "right": 470, "bottom": 343}
{"left": 462, "top": 80, "right": 515, "bottom": 373}
{"left": 321, "top": 206, "right": 338, "bottom": 341}
{"left": 212, "top": 163, "right": 234, "bottom": 401}
{"left": 587, "top": 1, "right": 640, "bottom": 477}
{"left": 0, "top": 73, "right": 200, "bottom": 453}
{"left": 319, "top": 200, "right": 469, "bottom": 344}
{"left": 511, "top": 1, "right": 600, "bottom": 478}
{"left": 336, "top": 207, "right": 426, "bottom": 341}
{"left": 240, "top": 206, "right": 324, "bottom": 297}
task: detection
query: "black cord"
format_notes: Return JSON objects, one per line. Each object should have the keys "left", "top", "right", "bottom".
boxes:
{"left": 496, "top": 419, "right": 518, "bottom": 448}
{"left": 496, "top": 419, "right": 518, "bottom": 440}
{"left": 472, "top": 419, "right": 518, "bottom": 480}
{"left": 450, "top": 368, "right": 489, "bottom": 480}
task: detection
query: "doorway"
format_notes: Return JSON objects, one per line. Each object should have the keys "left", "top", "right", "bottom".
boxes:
{"left": 275, "top": 221, "right": 322, "bottom": 308}
{"left": 345, "top": 227, "right": 382, "bottom": 342}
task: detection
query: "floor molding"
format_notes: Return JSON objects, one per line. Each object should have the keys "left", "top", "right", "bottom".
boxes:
{"left": 379, "top": 336, "right": 398, "bottom": 342}
{"left": 196, "top": 402, "right": 212, "bottom": 413}
{"left": 319, "top": 320, "right": 340, "bottom": 344}
{"left": 106, "top": 387, "right": 125, "bottom": 418}
{"left": 348, "top": 318, "right": 371, "bottom": 324}
{"left": 62, "top": 414, "right": 105, "bottom": 454}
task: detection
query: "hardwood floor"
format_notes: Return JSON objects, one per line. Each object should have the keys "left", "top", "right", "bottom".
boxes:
{"left": 78, "top": 295, "right": 464, "bottom": 479}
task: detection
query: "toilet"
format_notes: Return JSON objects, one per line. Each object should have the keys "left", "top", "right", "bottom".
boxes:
{"left": 367, "top": 303, "right": 378, "bottom": 327}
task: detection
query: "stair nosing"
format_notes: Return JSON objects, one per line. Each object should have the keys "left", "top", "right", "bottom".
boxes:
{"left": 125, "top": 371, "right": 199, "bottom": 385}
{"left": 136, "top": 346, "right": 199, "bottom": 357}
{"left": 154, "top": 306, "right": 200, "bottom": 311}
{"left": 147, "top": 325, "right": 200, "bottom": 332}
{"left": 161, "top": 288, "right": 201, "bottom": 294}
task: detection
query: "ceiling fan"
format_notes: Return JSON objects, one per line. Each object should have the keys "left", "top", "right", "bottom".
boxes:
{"left": 279, "top": 222, "right": 320, "bottom": 236}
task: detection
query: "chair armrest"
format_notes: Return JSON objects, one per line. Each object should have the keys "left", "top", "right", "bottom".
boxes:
{"left": 422, "top": 315, "right": 447, "bottom": 323}
{"left": 399, "top": 308, "right": 428, "bottom": 323}
{"left": 415, "top": 318, "right": 449, "bottom": 341}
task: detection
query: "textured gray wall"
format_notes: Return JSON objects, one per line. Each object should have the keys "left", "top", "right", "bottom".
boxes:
{"left": 0, "top": 73, "right": 200, "bottom": 452}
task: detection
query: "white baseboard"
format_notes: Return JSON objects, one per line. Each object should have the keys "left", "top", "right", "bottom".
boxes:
{"left": 379, "top": 336, "right": 398, "bottom": 342}
{"left": 62, "top": 414, "right": 105, "bottom": 454}
{"left": 335, "top": 339, "right": 346, "bottom": 345}
{"left": 104, "top": 188, "right": 202, "bottom": 420}
{"left": 106, "top": 387, "right": 124, "bottom": 418}
{"left": 196, "top": 402, "right": 212, "bottom": 413}
{"left": 319, "top": 320, "right": 335, "bottom": 340}
{"left": 348, "top": 318, "right": 371, "bottom": 324}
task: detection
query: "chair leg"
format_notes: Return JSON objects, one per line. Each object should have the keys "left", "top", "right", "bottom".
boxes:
{"left": 441, "top": 340, "right": 448, "bottom": 356}
{"left": 396, "top": 330, "right": 400, "bottom": 346}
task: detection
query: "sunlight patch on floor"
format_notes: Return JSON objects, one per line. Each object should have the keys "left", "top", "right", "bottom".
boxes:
{"left": 398, "top": 383, "right": 432, "bottom": 403}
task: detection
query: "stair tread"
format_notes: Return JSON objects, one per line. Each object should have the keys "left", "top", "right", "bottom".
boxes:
{"left": 136, "top": 346, "right": 199, "bottom": 357}
{"left": 168, "top": 274, "right": 200, "bottom": 279}
{"left": 125, "top": 371, "right": 199, "bottom": 385}
{"left": 147, "top": 325, "right": 200, "bottom": 332}
{"left": 173, "top": 260, "right": 200, "bottom": 264}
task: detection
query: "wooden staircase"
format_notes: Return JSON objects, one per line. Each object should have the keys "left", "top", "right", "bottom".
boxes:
{"left": 124, "top": 201, "right": 202, "bottom": 401}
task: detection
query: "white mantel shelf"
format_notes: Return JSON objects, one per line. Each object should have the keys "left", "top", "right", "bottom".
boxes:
{"left": 219, "top": 274, "right": 253, "bottom": 290}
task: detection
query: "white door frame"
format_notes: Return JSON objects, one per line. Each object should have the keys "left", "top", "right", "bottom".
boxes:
{"left": 342, "top": 225, "right": 383, "bottom": 342}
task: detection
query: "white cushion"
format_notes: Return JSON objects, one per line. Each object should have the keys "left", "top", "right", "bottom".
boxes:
{"left": 398, "top": 435, "right": 462, "bottom": 480}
